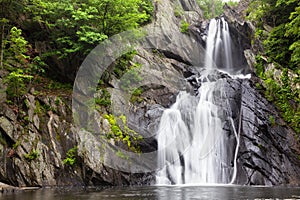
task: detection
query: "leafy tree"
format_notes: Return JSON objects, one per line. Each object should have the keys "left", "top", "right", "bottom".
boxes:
{"left": 249, "top": 0, "right": 300, "bottom": 134}
{"left": 0, "top": 0, "right": 27, "bottom": 24}
{"left": 196, "top": 0, "right": 238, "bottom": 19}
{"left": 2, "top": 26, "right": 45, "bottom": 104}
{"left": 0, "top": 0, "right": 28, "bottom": 68}
{"left": 4, "top": 27, "right": 29, "bottom": 68}
{"left": 248, "top": 0, "right": 299, "bottom": 69}
{"left": 197, "top": 0, "right": 224, "bottom": 19}
{"left": 25, "top": 0, "right": 153, "bottom": 81}
{"left": 284, "top": 1, "right": 300, "bottom": 68}
{"left": 4, "top": 69, "right": 33, "bottom": 104}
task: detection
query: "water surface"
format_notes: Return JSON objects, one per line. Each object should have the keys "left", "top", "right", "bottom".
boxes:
{"left": 1, "top": 185, "right": 300, "bottom": 200}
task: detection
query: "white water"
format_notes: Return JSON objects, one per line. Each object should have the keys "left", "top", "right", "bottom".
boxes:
{"left": 156, "top": 17, "right": 241, "bottom": 185}
{"left": 204, "top": 18, "right": 233, "bottom": 70}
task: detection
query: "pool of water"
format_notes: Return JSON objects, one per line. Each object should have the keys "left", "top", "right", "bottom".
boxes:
{"left": 1, "top": 185, "right": 300, "bottom": 200}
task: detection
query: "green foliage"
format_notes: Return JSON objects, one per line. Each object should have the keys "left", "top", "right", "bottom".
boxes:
{"left": 12, "top": 141, "right": 21, "bottom": 149}
{"left": 254, "top": 55, "right": 266, "bottom": 77}
{"left": 0, "top": 0, "right": 153, "bottom": 93}
{"left": 55, "top": 97, "right": 61, "bottom": 106}
{"left": 180, "top": 20, "right": 189, "bottom": 33}
{"left": 4, "top": 27, "right": 28, "bottom": 66}
{"left": 119, "top": 63, "right": 143, "bottom": 92}
{"left": 95, "top": 89, "right": 111, "bottom": 107}
{"left": 47, "top": 80, "right": 73, "bottom": 90}
{"left": 4, "top": 69, "right": 33, "bottom": 103}
{"left": 1, "top": 26, "right": 46, "bottom": 103}
{"left": 263, "top": 24, "right": 296, "bottom": 70}
{"left": 255, "top": 58, "right": 300, "bottom": 134}
{"left": 130, "top": 87, "right": 144, "bottom": 103}
{"left": 0, "top": 1, "right": 27, "bottom": 21}
{"left": 24, "top": 150, "right": 39, "bottom": 161}
{"left": 98, "top": 49, "right": 143, "bottom": 96}
{"left": 63, "top": 146, "right": 78, "bottom": 166}
{"left": 3, "top": 26, "right": 46, "bottom": 74}
{"left": 113, "top": 50, "right": 138, "bottom": 79}
{"left": 249, "top": 0, "right": 300, "bottom": 134}
{"left": 196, "top": 0, "right": 225, "bottom": 19}
{"left": 27, "top": 0, "right": 153, "bottom": 62}
{"left": 116, "top": 150, "right": 129, "bottom": 160}
{"left": 248, "top": 0, "right": 299, "bottom": 70}
{"left": 174, "top": 6, "right": 184, "bottom": 18}
{"left": 34, "top": 100, "right": 42, "bottom": 114}
{"left": 285, "top": 3, "right": 300, "bottom": 68}
{"left": 269, "top": 115, "right": 276, "bottom": 126}
{"left": 104, "top": 114, "right": 143, "bottom": 152}
{"left": 226, "top": 1, "right": 239, "bottom": 7}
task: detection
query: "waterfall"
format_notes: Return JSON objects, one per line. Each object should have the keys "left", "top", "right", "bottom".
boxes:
{"left": 156, "top": 17, "right": 241, "bottom": 185}
{"left": 204, "top": 18, "right": 233, "bottom": 71}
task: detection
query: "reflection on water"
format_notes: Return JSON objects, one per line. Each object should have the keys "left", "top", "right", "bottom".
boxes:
{"left": 1, "top": 185, "right": 300, "bottom": 200}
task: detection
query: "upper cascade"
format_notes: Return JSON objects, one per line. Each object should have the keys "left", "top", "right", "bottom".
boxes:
{"left": 205, "top": 17, "right": 234, "bottom": 72}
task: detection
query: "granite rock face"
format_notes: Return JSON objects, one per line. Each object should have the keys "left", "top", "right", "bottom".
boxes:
{"left": 210, "top": 75, "right": 300, "bottom": 186}
{"left": 0, "top": 94, "right": 83, "bottom": 187}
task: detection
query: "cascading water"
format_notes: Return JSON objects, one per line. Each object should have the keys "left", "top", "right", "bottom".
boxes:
{"left": 156, "top": 17, "right": 242, "bottom": 185}
{"left": 205, "top": 18, "right": 233, "bottom": 71}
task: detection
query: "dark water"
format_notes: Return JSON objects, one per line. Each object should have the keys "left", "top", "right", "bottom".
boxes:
{"left": 1, "top": 185, "right": 300, "bottom": 200}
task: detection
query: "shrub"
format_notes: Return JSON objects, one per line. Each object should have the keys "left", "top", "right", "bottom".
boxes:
{"left": 24, "top": 150, "right": 39, "bottom": 161}
{"left": 180, "top": 20, "right": 189, "bottom": 33}
{"left": 63, "top": 146, "right": 78, "bottom": 166}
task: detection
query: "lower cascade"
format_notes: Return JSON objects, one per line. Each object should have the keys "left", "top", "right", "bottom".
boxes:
{"left": 156, "top": 17, "right": 243, "bottom": 185}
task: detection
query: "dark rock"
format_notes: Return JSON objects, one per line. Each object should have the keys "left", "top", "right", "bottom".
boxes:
{"left": 236, "top": 79, "right": 300, "bottom": 185}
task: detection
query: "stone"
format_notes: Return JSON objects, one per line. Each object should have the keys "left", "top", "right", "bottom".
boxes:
{"left": 0, "top": 78, "right": 7, "bottom": 105}
{"left": 244, "top": 49, "right": 256, "bottom": 72}
{"left": 0, "top": 116, "right": 14, "bottom": 139}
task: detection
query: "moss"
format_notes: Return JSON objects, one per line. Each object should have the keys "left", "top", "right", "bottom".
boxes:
{"left": 95, "top": 89, "right": 111, "bottom": 107}
{"left": 104, "top": 114, "right": 143, "bottom": 153}
{"left": 55, "top": 97, "right": 61, "bottom": 106}
{"left": 116, "top": 150, "right": 129, "bottom": 160}
{"left": 24, "top": 150, "right": 39, "bottom": 161}
{"left": 130, "top": 87, "right": 144, "bottom": 103}
{"left": 174, "top": 6, "right": 183, "bottom": 18}
{"left": 113, "top": 50, "right": 138, "bottom": 79}
{"left": 34, "top": 100, "right": 42, "bottom": 114}
{"left": 269, "top": 115, "right": 276, "bottom": 126}
{"left": 12, "top": 141, "right": 21, "bottom": 149}
{"left": 119, "top": 63, "right": 143, "bottom": 92}
{"left": 180, "top": 20, "right": 189, "bottom": 33}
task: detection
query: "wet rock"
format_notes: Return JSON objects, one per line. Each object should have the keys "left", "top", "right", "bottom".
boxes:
{"left": 218, "top": 76, "right": 300, "bottom": 186}
{"left": 0, "top": 182, "right": 23, "bottom": 193}
{"left": 236, "top": 79, "right": 300, "bottom": 186}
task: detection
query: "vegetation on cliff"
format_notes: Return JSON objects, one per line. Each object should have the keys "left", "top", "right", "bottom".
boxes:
{"left": 196, "top": 0, "right": 238, "bottom": 19}
{"left": 247, "top": 0, "right": 300, "bottom": 134}
{"left": 0, "top": 0, "right": 153, "bottom": 174}
{"left": 0, "top": 0, "right": 153, "bottom": 82}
